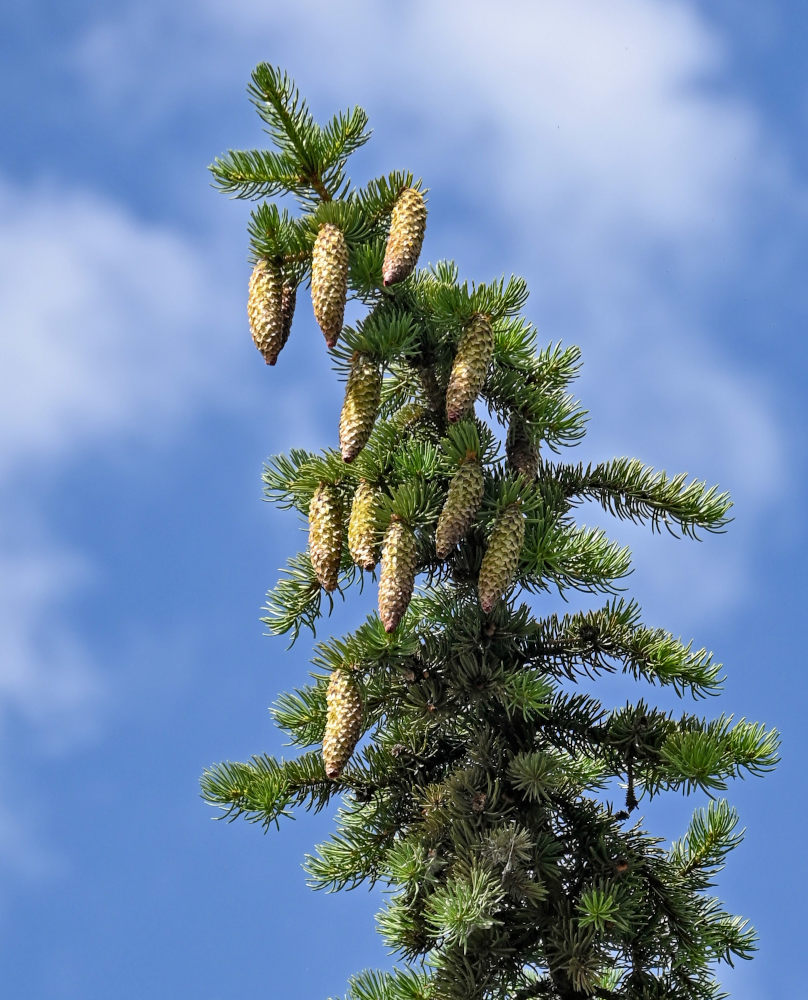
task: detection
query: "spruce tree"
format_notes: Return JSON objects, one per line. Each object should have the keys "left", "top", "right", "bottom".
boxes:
{"left": 201, "top": 64, "right": 778, "bottom": 1000}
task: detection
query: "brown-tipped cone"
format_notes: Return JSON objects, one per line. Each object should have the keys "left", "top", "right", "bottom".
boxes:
{"left": 280, "top": 281, "right": 297, "bottom": 352}
{"left": 446, "top": 314, "right": 494, "bottom": 423}
{"left": 382, "top": 187, "right": 427, "bottom": 286}
{"left": 311, "top": 224, "right": 349, "bottom": 348}
{"left": 506, "top": 415, "right": 540, "bottom": 480}
{"left": 435, "top": 457, "right": 485, "bottom": 559}
{"left": 348, "top": 480, "right": 381, "bottom": 570}
{"left": 308, "top": 483, "right": 343, "bottom": 592}
{"left": 322, "top": 668, "right": 362, "bottom": 780}
{"left": 378, "top": 517, "right": 417, "bottom": 633}
{"left": 247, "top": 260, "right": 285, "bottom": 365}
{"left": 339, "top": 354, "right": 381, "bottom": 463}
{"left": 478, "top": 502, "right": 525, "bottom": 613}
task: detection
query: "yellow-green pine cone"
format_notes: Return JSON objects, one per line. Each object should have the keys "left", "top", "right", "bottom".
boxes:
{"left": 382, "top": 187, "right": 427, "bottom": 286}
{"left": 445, "top": 313, "right": 494, "bottom": 423}
{"left": 478, "top": 501, "right": 525, "bottom": 613}
{"left": 280, "top": 281, "right": 297, "bottom": 352}
{"left": 247, "top": 260, "right": 285, "bottom": 365}
{"left": 311, "top": 223, "right": 349, "bottom": 348}
{"left": 392, "top": 401, "right": 428, "bottom": 430}
{"left": 435, "top": 456, "right": 485, "bottom": 559}
{"left": 322, "top": 668, "right": 362, "bottom": 780}
{"left": 348, "top": 480, "right": 381, "bottom": 570}
{"left": 339, "top": 353, "right": 381, "bottom": 463}
{"left": 506, "top": 415, "right": 540, "bottom": 480}
{"left": 308, "top": 482, "right": 343, "bottom": 592}
{"left": 378, "top": 516, "right": 417, "bottom": 633}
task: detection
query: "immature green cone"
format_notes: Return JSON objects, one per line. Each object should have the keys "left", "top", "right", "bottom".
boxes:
{"left": 247, "top": 260, "right": 285, "bottom": 365}
{"left": 392, "top": 401, "right": 427, "bottom": 430}
{"left": 378, "top": 516, "right": 417, "bottom": 633}
{"left": 340, "top": 354, "right": 381, "bottom": 463}
{"left": 506, "top": 415, "right": 540, "bottom": 480}
{"left": 382, "top": 187, "right": 427, "bottom": 286}
{"left": 322, "top": 668, "right": 362, "bottom": 780}
{"left": 348, "top": 480, "right": 381, "bottom": 570}
{"left": 435, "top": 456, "right": 485, "bottom": 559}
{"left": 311, "top": 223, "right": 349, "bottom": 348}
{"left": 308, "top": 483, "right": 343, "bottom": 592}
{"left": 446, "top": 313, "right": 494, "bottom": 423}
{"left": 280, "top": 280, "right": 297, "bottom": 351}
{"left": 478, "top": 501, "right": 525, "bottom": 613}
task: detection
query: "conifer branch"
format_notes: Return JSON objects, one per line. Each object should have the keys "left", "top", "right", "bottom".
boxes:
{"left": 204, "top": 63, "right": 777, "bottom": 1000}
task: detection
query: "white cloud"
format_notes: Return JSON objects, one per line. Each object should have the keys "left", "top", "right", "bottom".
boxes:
{"left": 0, "top": 175, "right": 254, "bottom": 896}
{"left": 65, "top": 0, "right": 795, "bottom": 629}
{"left": 0, "top": 530, "right": 101, "bottom": 747}
{"left": 0, "top": 180, "right": 241, "bottom": 474}
{"left": 0, "top": 175, "right": 246, "bottom": 738}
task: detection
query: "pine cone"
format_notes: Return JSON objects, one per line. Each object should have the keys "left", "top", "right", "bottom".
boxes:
{"left": 247, "top": 260, "right": 285, "bottom": 365}
{"left": 280, "top": 280, "right": 297, "bottom": 352}
{"left": 506, "top": 415, "right": 540, "bottom": 480}
{"left": 340, "top": 354, "right": 381, "bottom": 463}
{"left": 478, "top": 501, "right": 525, "bottom": 613}
{"left": 392, "top": 401, "right": 428, "bottom": 430}
{"left": 382, "top": 187, "right": 427, "bottom": 286}
{"left": 446, "top": 314, "right": 494, "bottom": 423}
{"left": 309, "top": 483, "right": 343, "bottom": 592}
{"left": 418, "top": 365, "right": 446, "bottom": 419}
{"left": 322, "top": 668, "right": 362, "bottom": 780}
{"left": 311, "top": 223, "right": 349, "bottom": 348}
{"left": 348, "top": 480, "right": 381, "bottom": 571}
{"left": 378, "top": 516, "right": 417, "bottom": 632}
{"left": 435, "top": 457, "right": 485, "bottom": 559}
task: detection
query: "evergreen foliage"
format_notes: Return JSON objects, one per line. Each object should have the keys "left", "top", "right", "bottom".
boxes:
{"left": 202, "top": 64, "right": 778, "bottom": 1000}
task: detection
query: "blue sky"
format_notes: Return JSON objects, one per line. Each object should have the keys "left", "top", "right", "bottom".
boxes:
{"left": 1, "top": 1, "right": 805, "bottom": 997}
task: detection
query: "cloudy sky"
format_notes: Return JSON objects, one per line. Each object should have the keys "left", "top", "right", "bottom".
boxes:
{"left": 2, "top": 1, "right": 805, "bottom": 997}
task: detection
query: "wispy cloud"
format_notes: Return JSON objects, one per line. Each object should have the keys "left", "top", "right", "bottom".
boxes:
{"left": 70, "top": 0, "right": 796, "bottom": 623}
{"left": 0, "top": 179, "right": 241, "bottom": 474}
{"left": 10, "top": 2, "right": 792, "bottom": 723}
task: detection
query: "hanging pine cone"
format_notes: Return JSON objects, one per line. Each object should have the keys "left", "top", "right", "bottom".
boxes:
{"left": 378, "top": 516, "right": 417, "bottom": 633}
{"left": 446, "top": 313, "right": 494, "bottom": 423}
{"left": 308, "top": 482, "right": 343, "bottom": 592}
{"left": 478, "top": 501, "right": 525, "bottom": 613}
{"left": 382, "top": 187, "right": 427, "bottom": 286}
{"left": 247, "top": 260, "right": 285, "bottom": 365}
{"left": 392, "top": 401, "right": 428, "bottom": 430}
{"left": 311, "top": 223, "right": 349, "bottom": 348}
{"left": 340, "top": 354, "right": 381, "bottom": 463}
{"left": 280, "top": 280, "right": 297, "bottom": 352}
{"left": 348, "top": 480, "right": 381, "bottom": 571}
{"left": 322, "top": 668, "right": 362, "bottom": 780}
{"left": 435, "top": 456, "right": 485, "bottom": 559}
{"left": 506, "top": 415, "right": 540, "bottom": 480}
